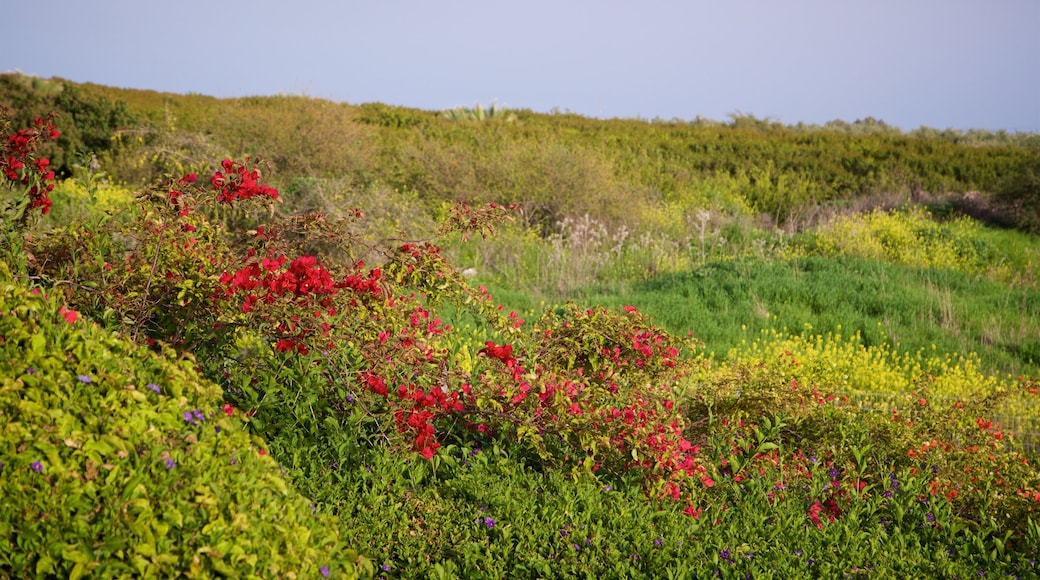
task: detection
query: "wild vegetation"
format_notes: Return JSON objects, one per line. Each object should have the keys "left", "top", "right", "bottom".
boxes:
{"left": 2, "top": 73, "right": 1039, "bottom": 577}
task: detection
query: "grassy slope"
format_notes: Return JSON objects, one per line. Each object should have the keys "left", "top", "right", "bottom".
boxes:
{"left": 480, "top": 254, "right": 1040, "bottom": 378}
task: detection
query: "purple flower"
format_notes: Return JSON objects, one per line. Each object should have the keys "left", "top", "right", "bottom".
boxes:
{"left": 720, "top": 549, "right": 731, "bottom": 560}
{"left": 77, "top": 375, "right": 92, "bottom": 384}
{"left": 809, "top": 455, "right": 819, "bottom": 464}
{"left": 182, "top": 411, "right": 194, "bottom": 423}
{"left": 829, "top": 468, "right": 839, "bottom": 478}
{"left": 320, "top": 565, "right": 330, "bottom": 578}
{"left": 214, "top": 426, "right": 221, "bottom": 434}
{"left": 484, "top": 517, "right": 496, "bottom": 529}
{"left": 381, "top": 564, "right": 392, "bottom": 572}
{"left": 573, "top": 544, "right": 581, "bottom": 552}
{"left": 230, "top": 456, "right": 237, "bottom": 465}
{"left": 165, "top": 458, "right": 175, "bottom": 470}
{"left": 25, "top": 368, "right": 35, "bottom": 374}
{"left": 192, "top": 409, "right": 205, "bottom": 422}
{"left": 794, "top": 550, "right": 803, "bottom": 556}
{"left": 654, "top": 538, "right": 663, "bottom": 547}
{"left": 926, "top": 513, "right": 935, "bottom": 523}
{"left": 31, "top": 461, "right": 43, "bottom": 472}
{"left": 147, "top": 383, "right": 161, "bottom": 394}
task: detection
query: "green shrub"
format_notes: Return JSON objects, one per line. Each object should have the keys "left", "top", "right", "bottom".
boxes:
{"left": 994, "top": 147, "right": 1040, "bottom": 234}
{"left": 0, "top": 264, "right": 371, "bottom": 578}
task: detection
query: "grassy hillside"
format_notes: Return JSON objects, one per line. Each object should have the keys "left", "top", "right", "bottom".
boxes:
{"left": 3, "top": 76, "right": 1040, "bottom": 577}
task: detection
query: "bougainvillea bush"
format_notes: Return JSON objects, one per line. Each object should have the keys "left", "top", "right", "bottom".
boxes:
{"left": 5, "top": 108, "right": 1040, "bottom": 577}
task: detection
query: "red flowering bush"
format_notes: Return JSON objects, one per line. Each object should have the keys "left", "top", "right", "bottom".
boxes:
{"left": 1, "top": 109, "right": 59, "bottom": 233}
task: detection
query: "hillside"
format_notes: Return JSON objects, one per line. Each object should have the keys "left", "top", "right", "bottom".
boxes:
{"left": 3, "top": 75, "right": 1040, "bottom": 577}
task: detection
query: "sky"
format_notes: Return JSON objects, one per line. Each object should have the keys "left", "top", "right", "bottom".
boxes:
{"left": 3, "top": 0, "right": 1038, "bottom": 133}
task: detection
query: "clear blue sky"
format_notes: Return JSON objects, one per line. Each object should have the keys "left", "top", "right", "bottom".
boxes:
{"left": 3, "top": 0, "right": 1038, "bottom": 132}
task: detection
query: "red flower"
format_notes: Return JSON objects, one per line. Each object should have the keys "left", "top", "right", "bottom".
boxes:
{"left": 223, "top": 403, "right": 234, "bottom": 417}
{"left": 58, "top": 306, "right": 79, "bottom": 324}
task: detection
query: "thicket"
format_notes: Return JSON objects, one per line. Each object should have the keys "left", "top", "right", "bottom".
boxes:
{"left": 3, "top": 72, "right": 1036, "bottom": 232}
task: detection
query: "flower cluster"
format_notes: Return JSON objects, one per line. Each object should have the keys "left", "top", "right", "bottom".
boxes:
{"left": 360, "top": 374, "right": 464, "bottom": 459}
{"left": 219, "top": 252, "right": 381, "bottom": 354}
{"left": 210, "top": 158, "right": 279, "bottom": 203}
{"left": 1, "top": 115, "right": 60, "bottom": 216}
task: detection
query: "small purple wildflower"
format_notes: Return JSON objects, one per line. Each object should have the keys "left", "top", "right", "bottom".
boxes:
{"left": 926, "top": 513, "right": 935, "bottom": 523}
{"left": 31, "top": 461, "right": 43, "bottom": 472}
{"left": 346, "top": 395, "right": 355, "bottom": 403}
{"left": 573, "top": 543, "right": 581, "bottom": 552}
{"left": 809, "top": 455, "right": 819, "bottom": 464}
{"left": 230, "top": 456, "right": 236, "bottom": 465}
{"left": 829, "top": 468, "right": 839, "bottom": 478}
{"left": 794, "top": 550, "right": 803, "bottom": 556}
{"left": 77, "top": 375, "right": 91, "bottom": 384}
{"left": 26, "top": 367, "right": 35, "bottom": 374}
{"left": 192, "top": 409, "right": 205, "bottom": 422}
{"left": 147, "top": 383, "right": 160, "bottom": 394}
{"left": 381, "top": 564, "right": 392, "bottom": 572}
{"left": 182, "top": 411, "right": 194, "bottom": 423}
{"left": 214, "top": 426, "right": 221, "bottom": 434}
{"left": 320, "top": 565, "right": 330, "bottom": 578}
{"left": 654, "top": 538, "right": 663, "bottom": 547}
{"left": 165, "top": 458, "right": 175, "bottom": 470}
{"left": 720, "top": 549, "right": 731, "bottom": 560}
{"left": 485, "top": 517, "right": 496, "bottom": 529}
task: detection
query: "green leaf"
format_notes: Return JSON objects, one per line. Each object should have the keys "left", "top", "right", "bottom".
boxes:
{"left": 30, "top": 333, "right": 45, "bottom": 354}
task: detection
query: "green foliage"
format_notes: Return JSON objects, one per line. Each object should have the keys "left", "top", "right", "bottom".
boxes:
{"left": 441, "top": 102, "right": 517, "bottom": 123}
{"left": 0, "top": 264, "right": 370, "bottom": 578}
{"left": 994, "top": 147, "right": 1040, "bottom": 233}
{"left": 0, "top": 74, "right": 136, "bottom": 177}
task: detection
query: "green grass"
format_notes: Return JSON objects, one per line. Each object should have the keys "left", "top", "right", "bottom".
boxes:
{"left": 477, "top": 255, "right": 1040, "bottom": 378}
